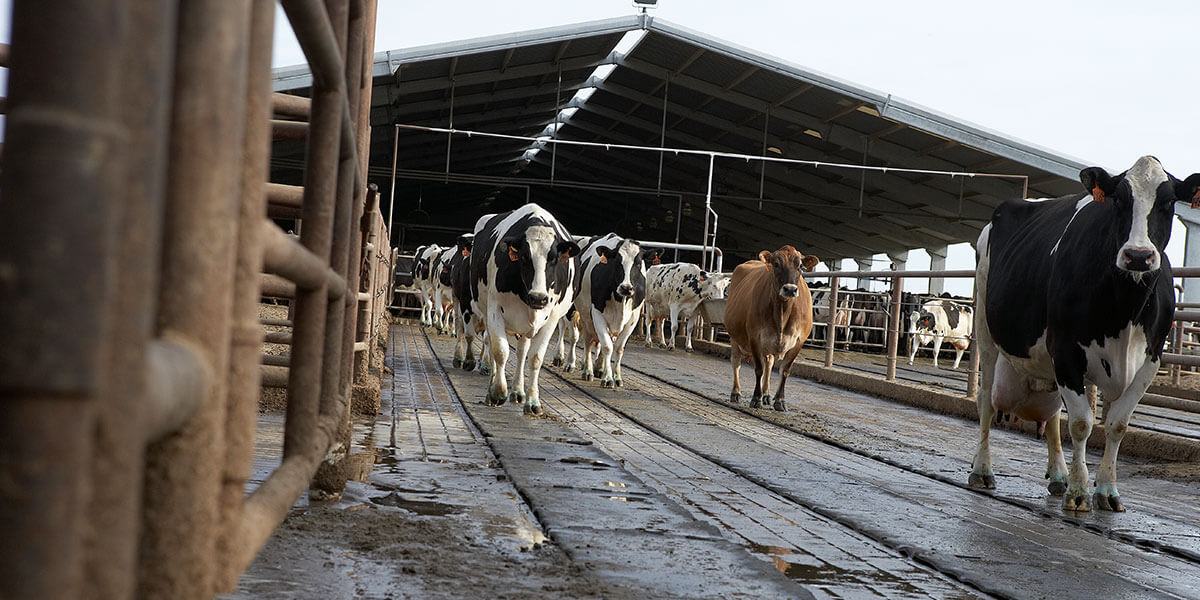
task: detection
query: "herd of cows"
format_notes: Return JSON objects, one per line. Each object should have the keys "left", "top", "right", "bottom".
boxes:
{"left": 404, "top": 156, "right": 1200, "bottom": 513}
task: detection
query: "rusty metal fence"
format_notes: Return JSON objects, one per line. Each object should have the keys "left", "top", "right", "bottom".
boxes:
{"left": 0, "top": 0, "right": 390, "bottom": 597}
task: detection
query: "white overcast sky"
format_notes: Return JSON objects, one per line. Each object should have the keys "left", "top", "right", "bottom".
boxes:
{"left": 10, "top": 2, "right": 1192, "bottom": 295}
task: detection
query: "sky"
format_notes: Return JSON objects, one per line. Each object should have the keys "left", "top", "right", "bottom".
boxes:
{"left": 14, "top": 2, "right": 1197, "bottom": 297}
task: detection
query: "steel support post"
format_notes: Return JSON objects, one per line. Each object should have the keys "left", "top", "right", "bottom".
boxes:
{"left": 824, "top": 277, "right": 839, "bottom": 368}
{"left": 0, "top": 2, "right": 126, "bottom": 595}
{"left": 886, "top": 277, "right": 903, "bottom": 381}
{"left": 217, "top": 0, "right": 275, "bottom": 590}
{"left": 139, "top": 1, "right": 251, "bottom": 597}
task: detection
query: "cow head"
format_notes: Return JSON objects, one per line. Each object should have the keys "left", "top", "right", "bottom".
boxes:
{"left": 503, "top": 225, "right": 580, "bottom": 310}
{"left": 456, "top": 233, "right": 473, "bottom": 258}
{"left": 758, "top": 246, "right": 819, "bottom": 298}
{"left": 701, "top": 272, "right": 731, "bottom": 301}
{"left": 1081, "top": 156, "right": 1200, "bottom": 276}
{"left": 594, "top": 239, "right": 656, "bottom": 304}
{"left": 413, "top": 245, "right": 437, "bottom": 280}
{"left": 910, "top": 309, "right": 935, "bottom": 333}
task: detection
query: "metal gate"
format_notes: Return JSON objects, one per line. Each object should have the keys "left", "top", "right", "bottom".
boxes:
{"left": 0, "top": 0, "right": 390, "bottom": 597}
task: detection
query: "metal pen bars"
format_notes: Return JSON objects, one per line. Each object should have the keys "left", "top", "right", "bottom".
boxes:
{"left": 0, "top": 0, "right": 390, "bottom": 598}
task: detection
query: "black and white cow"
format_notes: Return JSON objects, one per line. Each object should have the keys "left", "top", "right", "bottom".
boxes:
{"left": 469, "top": 204, "right": 580, "bottom": 414}
{"left": 447, "top": 234, "right": 477, "bottom": 370}
{"left": 971, "top": 155, "right": 1200, "bottom": 512}
{"left": 573, "top": 233, "right": 658, "bottom": 388}
{"left": 412, "top": 244, "right": 443, "bottom": 327}
{"left": 643, "top": 262, "right": 729, "bottom": 352}
{"left": 809, "top": 283, "right": 851, "bottom": 346}
{"left": 431, "top": 246, "right": 457, "bottom": 335}
{"left": 907, "top": 299, "right": 973, "bottom": 369}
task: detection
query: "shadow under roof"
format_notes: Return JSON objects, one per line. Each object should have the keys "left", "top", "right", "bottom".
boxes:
{"left": 272, "top": 14, "right": 1091, "bottom": 265}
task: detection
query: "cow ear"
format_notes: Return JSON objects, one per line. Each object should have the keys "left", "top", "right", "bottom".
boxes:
{"left": 1080, "top": 166, "right": 1117, "bottom": 203}
{"left": 1177, "top": 173, "right": 1200, "bottom": 209}
{"left": 596, "top": 245, "right": 615, "bottom": 265}
{"left": 698, "top": 269, "right": 708, "bottom": 282}
{"left": 801, "top": 255, "right": 820, "bottom": 272}
{"left": 758, "top": 250, "right": 772, "bottom": 263}
{"left": 504, "top": 235, "right": 524, "bottom": 262}
{"left": 557, "top": 240, "right": 580, "bottom": 261}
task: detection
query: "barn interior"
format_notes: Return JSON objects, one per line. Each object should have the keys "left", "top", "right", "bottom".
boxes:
{"left": 270, "top": 14, "right": 1087, "bottom": 270}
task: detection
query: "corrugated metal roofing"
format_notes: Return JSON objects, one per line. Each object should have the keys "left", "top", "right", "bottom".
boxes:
{"left": 272, "top": 15, "right": 1091, "bottom": 264}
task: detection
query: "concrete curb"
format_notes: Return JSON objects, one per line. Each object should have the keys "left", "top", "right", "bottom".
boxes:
{"left": 691, "top": 339, "right": 1200, "bottom": 463}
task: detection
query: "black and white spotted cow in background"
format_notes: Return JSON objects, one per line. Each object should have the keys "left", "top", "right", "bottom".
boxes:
{"left": 447, "top": 234, "right": 478, "bottom": 370}
{"left": 574, "top": 233, "right": 658, "bottom": 388}
{"left": 971, "top": 155, "right": 1200, "bottom": 513}
{"left": 431, "top": 246, "right": 457, "bottom": 335}
{"left": 470, "top": 203, "right": 580, "bottom": 414}
{"left": 643, "top": 262, "right": 729, "bottom": 352}
{"left": 550, "top": 307, "right": 581, "bottom": 372}
{"left": 808, "top": 282, "right": 851, "bottom": 346}
{"left": 412, "top": 244, "right": 443, "bottom": 327}
{"left": 907, "top": 299, "right": 973, "bottom": 369}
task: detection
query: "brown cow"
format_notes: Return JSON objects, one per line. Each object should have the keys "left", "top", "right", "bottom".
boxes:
{"left": 724, "top": 245, "right": 819, "bottom": 411}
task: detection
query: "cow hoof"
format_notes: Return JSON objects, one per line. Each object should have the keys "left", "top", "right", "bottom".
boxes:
{"left": 730, "top": 392, "right": 740, "bottom": 404}
{"left": 581, "top": 370, "right": 593, "bottom": 382}
{"left": 563, "top": 365, "right": 574, "bottom": 373}
{"left": 486, "top": 387, "right": 507, "bottom": 407}
{"left": 508, "top": 390, "right": 526, "bottom": 406}
{"left": 551, "top": 357, "right": 563, "bottom": 368}
{"left": 593, "top": 368, "right": 604, "bottom": 378}
{"left": 772, "top": 398, "right": 786, "bottom": 412}
{"left": 967, "top": 471, "right": 996, "bottom": 489}
{"left": 600, "top": 377, "right": 614, "bottom": 389}
{"left": 667, "top": 346, "right": 675, "bottom": 352}
{"left": 524, "top": 402, "right": 543, "bottom": 416}
{"left": 479, "top": 365, "right": 491, "bottom": 376}
{"left": 1093, "top": 492, "right": 1125, "bottom": 512}
{"left": 749, "top": 395, "right": 762, "bottom": 409}
{"left": 644, "top": 341, "right": 652, "bottom": 348}
{"left": 1046, "top": 477, "right": 1068, "bottom": 496}
{"left": 1063, "top": 494, "right": 1091, "bottom": 512}
{"left": 685, "top": 347, "right": 694, "bottom": 353}
{"left": 463, "top": 359, "right": 476, "bottom": 372}
{"left": 613, "top": 378, "right": 622, "bottom": 388}
{"left": 453, "top": 357, "right": 463, "bottom": 369}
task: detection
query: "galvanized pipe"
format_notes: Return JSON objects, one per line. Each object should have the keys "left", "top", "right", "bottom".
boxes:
{"left": 824, "top": 277, "right": 839, "bottom": 368}
{"left": 139, "top": 0, "right": 251, "bottom": 597}
{"left": 886, "top": 277, "right": 903, "bottom": 381}
{"left": 217, "top": 0, "right": 275, "bottom": 590}
{"left": 272, "top": 91, "right": 311, "bottom": 119}
{"left": 280, "top": 0, "right": 344, "bottom": 461}
{"left": 80, "top": 1, "right": 180, "bottom": 597}
{"left": 0, "top": 1, "right": 125, "bottom": 597}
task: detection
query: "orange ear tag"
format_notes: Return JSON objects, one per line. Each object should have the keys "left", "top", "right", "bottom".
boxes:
{"left": 1192, "top": 188, "right": 1200, "bottom": 209}
{"left": 1092, "top": 184, "right": 1106, "bottom": 203}
{"left": 461, "top": 248, "right": 471, "bottom": 258}
{"left": 600, "top": 255, "right": 608, "bottom": 264}
{"left": 507, "top": 246, "right": 519, "bottom": 262}
{"left": 699, "top": 275, "right": 707, "bottom": 282}
{"left": 559, "top": 251, "right": 570, "bottom": 263}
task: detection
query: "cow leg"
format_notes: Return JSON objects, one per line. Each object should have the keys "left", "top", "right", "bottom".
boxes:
{"left": 509, "top": 335, "right": 531, "bottom": 408}
{"left": 729, "top": 345, "right": 744, "bottom": 404}
{"left": 1059, "top": 386, "right": 1095, "bottom": 512}
{"left": 564, "top": 321, "right": 579, "bottom": 373}
{"left": 462, "top": 319, "right": 478, "bottom": 372}
{"left": 683, "top": 314, "right": 696, "bottom": 353}
{"left": 666, "top": 305, "right": 681, "bottom": 351}
{"left": 643, "top": 310, "right": 653, "bottom": 347}
{"left": 932, "top": 335, "right": 944, "bottom": 368}
{"left": 907, "top": 335, "right": 919, "bottom": 365}
{"left": 951, "top": 343, "right": 966, "bottom": 370}
{"left": 611, "top": 315, "right": 639, "bottom": 388}
{"left": 749, "top": 354, "right": 765, "bottom": 408}
{"left": 523, "top": 322, "right": 560, "bottom": 416}
{"left": 655, "top": 317, "right": 667, "bottom": 348}
{"left": 969, "top": 258, "right": 998, "bottom": 487}
{"left": 484, "top": 315, "right": 509, "bottom": 406}
{"left": 1093, "top": 360, "right": 1157, "bottom": 512}
{"left": 591, "top": 309, "right": 617, "bottom": 388}
{"left": 1043, "top": 411, "right": 1069, "bottom": 495}
{"left": 452, "top": 310, "right": 466, "bottom": 369}
{"left": 755, "top": 354, "right": 776, "bottom": 409}
{"left": 773, "top": 345, "right": 802, "bottom": 411}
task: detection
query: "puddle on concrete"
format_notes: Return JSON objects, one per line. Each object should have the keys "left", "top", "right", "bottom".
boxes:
{"left": 745, "top": 542, "right": 926, "bottom": 594}
{"left": 605, "top": 495, "right": 650, "bottom": 503}
{"left": 545, "top": 436, "right": 594, "bottom": 446}
{"left": 560, "top": 456, "right": 612, "bottom": 468}
{"left": 602, "top": 480, "right": 630, "bottom": 488}
{"left": 368, "top": 491, "right": 464, "bottom": 516}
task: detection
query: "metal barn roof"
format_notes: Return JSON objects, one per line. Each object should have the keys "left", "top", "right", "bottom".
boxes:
{"left": 272, "top": 14, "right": 1090, "bottom": 265}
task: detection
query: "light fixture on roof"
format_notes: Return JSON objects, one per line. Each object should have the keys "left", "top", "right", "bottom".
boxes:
{"left": 633, "top": 0, "right": 657, "bottom": 14}
{"left": 766, "top": 146, "right": 783, "bottom": 155}
{"left": 802, "top": 129, "right": 823, "bottom": 139}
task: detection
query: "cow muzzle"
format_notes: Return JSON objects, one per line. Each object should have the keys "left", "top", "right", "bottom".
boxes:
{"left": 616, "top": 283, "right": 635, "bottom": 298}
{"left": 1119, "top": 246, "right": 1159, "bottom": 273}
{"left": 527, "top": 291, "right": 550, "bottom": 309}
{"left": 779, "top": 284, "right": 799, "bottom": 298}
